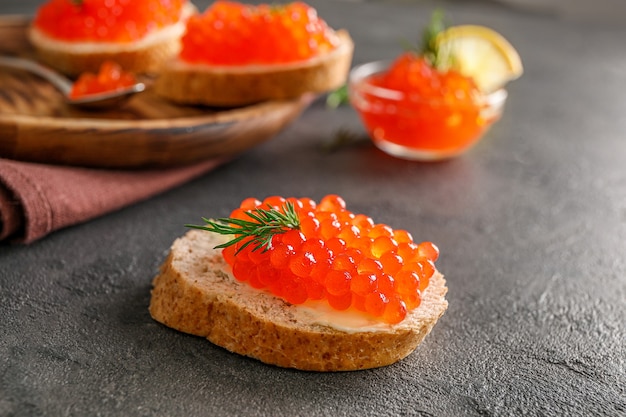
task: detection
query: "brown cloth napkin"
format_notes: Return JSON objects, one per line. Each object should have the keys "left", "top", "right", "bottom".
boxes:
{"left": 0, "top": 158, "right": 227, "bottom": 244}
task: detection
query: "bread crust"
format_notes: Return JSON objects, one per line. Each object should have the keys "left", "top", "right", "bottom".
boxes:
{"left": 27, "top": 3, "right": 196, "bottom": 77}
{"left": 149, "top": 230, "right": 448, "bottom": 371}
{"left": 153, "top": 30, "right": 355, "bottom": 107}
{"left": 28, "top": 32, "right": 180, "bottom": 77}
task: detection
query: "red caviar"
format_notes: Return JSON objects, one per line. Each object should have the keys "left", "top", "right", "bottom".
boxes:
{"left": 33, "top": 0, "right": 188, "bottom": 43}
{"left": 69, "top": 61, "right": 136, "bottom": 98}
{"left": 221, "top": 195, "right": 439, "bottom": 324}
{"left": 180, "top": 1, "right": 340, "bottom": 65}
{"left": 351, "top": 52, "right": 502, "bottom": 159}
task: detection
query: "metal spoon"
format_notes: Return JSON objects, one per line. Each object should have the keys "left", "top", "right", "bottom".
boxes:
{"left": 0, "top": 55, "right": 146, "bottom": 109}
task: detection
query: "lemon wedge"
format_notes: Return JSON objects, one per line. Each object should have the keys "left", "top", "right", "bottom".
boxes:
{"left": 437, "top": 25, "right": 523, "bottom": 92}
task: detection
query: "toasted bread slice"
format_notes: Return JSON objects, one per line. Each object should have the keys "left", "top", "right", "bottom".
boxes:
{"left": 153, "top": 30, "right": 354, "bottom": 107}
{"left": 28, "top": 3, "right": 197, "bottom": 77}
{"left": 149, "top": 229, "right": 448, "bottom": 371}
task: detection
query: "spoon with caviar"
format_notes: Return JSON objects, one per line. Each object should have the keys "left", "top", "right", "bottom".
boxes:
{"left": 0, "top": 55, "right": 146, "bottom": 110}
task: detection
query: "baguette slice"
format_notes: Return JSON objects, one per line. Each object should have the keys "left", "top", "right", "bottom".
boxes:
{"left": 153, "top": 30, "right": 354, "bottom": 107}
{"left": 149, "top": 229, "right": 448, "bottom": 371}
{"left": 28, "top": 3, "right": 197, "bottom": 77}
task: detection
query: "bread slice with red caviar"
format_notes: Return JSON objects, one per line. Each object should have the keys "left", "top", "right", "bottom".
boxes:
{"left": 154, "top": 30, "right": 354, "bottom": 107}
{"left": 149, "top": 229, "right": 448, "bottom": 371}
{"left": 153, "top": 1, "right": 354, "bottom": 107}
{"left": 28, "top": 1, "right": 197, "bottom": 77}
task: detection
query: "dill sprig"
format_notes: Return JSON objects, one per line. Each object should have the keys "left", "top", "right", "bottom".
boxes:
{"left": 321, "top": 127, "right": 369, "bottom": 152}
{"left": 186, "top": 201, "right": 300, "bottom": 253}
{"left": 403, "top": 9, "right": 454, "bottom": 71}
{"left": 421, "top": 9, "right": 448, "bottom": 69}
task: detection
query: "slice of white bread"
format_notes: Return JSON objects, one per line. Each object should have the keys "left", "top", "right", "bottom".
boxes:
{"left": 153, "top": 30, "right": 354, "bottom": 107}
{"left": 28, "top": 3, "right": 197, "bottom": 77}
{"left": 149, "top": 229, "right": 448, "bottom": 371}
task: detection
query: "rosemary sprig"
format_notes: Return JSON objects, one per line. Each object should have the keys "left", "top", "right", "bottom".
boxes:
{"left": 186, "top": 201, "right": 300, "bottom": 253}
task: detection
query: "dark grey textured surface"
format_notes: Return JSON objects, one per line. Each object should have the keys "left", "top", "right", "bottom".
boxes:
{"left": 1, "top": 1, "right": 625, "bottom": 416}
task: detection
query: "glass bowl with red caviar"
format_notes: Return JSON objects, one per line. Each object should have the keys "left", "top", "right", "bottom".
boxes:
{"left": 348, "top": 57, "right": 508, "bottom": 161}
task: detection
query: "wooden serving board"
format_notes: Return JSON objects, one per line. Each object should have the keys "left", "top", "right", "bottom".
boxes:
{"left": 0, "top": 17, "right": 310, "bottom": 169}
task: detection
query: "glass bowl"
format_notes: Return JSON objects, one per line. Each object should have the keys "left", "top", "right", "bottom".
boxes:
{"left": 348, "top": 60, "right": 508, "bottom": 161}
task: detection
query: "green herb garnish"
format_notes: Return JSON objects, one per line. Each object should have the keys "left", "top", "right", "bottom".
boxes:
{"left": 421, "top": 9, "right": 448, "bottom": 68}
{"left": 186, "top": 202, "right": 300, "bottom": 253}
{"left": 321, "top": 128, "right": 369, "bottom": 152}
{"left": 403, "top": 9, "right": 454, "bottom": 71}
{"left": 326, "top": 84, "right": 349, "bottom": 108}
